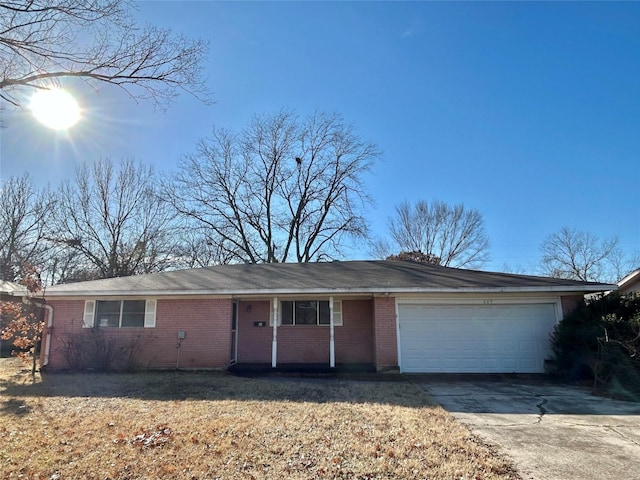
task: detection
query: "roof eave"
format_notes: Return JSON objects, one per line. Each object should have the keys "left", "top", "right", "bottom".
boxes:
{"left": 44, "top": 284, "right": 615, "bottom": 298}
{"left": 618, "top": 269, "right": 640, "bottom": 289}
{"left": 3, "top": 288, "right": 31, "bottom": 297}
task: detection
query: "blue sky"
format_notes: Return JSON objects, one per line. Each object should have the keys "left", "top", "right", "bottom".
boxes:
{"left": 1, "top": 1, "right": 639, "bottom": 273}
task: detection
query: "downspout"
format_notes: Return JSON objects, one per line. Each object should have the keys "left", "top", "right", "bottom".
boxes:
{"left": 43, "top": 304, "right": 54, "bottom": 366}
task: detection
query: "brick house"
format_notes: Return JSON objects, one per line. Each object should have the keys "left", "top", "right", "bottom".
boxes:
{"left": 35, "top": 260, "right": 612, "bottom": 373}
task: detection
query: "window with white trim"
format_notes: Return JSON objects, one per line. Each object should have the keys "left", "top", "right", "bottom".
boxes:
{"left": 275, "top": 300, "right": 342, "bottom": 326}
{"left": 83, "top": 300, "right": 156, "bottom": 328}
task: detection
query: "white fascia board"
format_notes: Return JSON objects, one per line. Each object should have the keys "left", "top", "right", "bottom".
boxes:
{"left": 389, "top": 285, "right": 615, "bottom": 294}
{"left": 44, "top": 284, "right": 615, "bottom": 298}
{"left": 3, "top": 287, "right": 29, "bottom": 296}
{"left": 618, "top": 269, "right": 640, "bottom": 288}
{"left": 44, "top": 292, "right": 233, "bottom": 300}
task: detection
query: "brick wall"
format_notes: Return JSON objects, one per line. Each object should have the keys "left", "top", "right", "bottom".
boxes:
{"left": 42, "top": 298, "right": 232, "bottom": 370}
{"left": 236, "top": 299, "right": 374, "bottom": 365}
{"left": 277, "top": 325, "right": 330, "bottom": 363}
{"left": 561, "top": 295, "right": 584, "bottom": 317}
{"left": 372, "top": 296, "right": 398, "bottom": 371}
{"left": 40, "top": 299, "right": 84, "bottom": 368}
{"left": 335, "top": 299, "right": 374, "bottom": 364}
{"left": 156, "top": 299, "right": 232, "bottom": 369}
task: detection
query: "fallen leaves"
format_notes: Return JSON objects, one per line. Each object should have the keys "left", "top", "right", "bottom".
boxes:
{"left": 112, "top": 424, "right": 173, "bottom": 449}
{"left": 0, "top": 359, "right": 520, "bottom": 479}
{"left": 131, "top": 424, "right": 173, "bottom": 449}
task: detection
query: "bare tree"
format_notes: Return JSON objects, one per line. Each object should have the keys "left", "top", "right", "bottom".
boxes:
{"left": 539, "top": 227, "right": 623, "bottom": 282}
{"left": 0, "top": 173, "right": 54, "bottom": 281}
{"left": 172, "top": 230, "right": 236, "bottom": 269}
{"left": 166, "top": 110, "right": 380, "bottom": 263}
{"left": 40, "top": 247, "right": 100, "bottom": 285}
{"left": 0, "top": 0, "right": 208, "bottom": 108}
{"left": 374, "top": 199, "right": 490, "bottom": 269}
{"left": 51, "top": 158, "right": 177, "bottom": 279}
{"left": 609, "top": 250, "right": 640, "bottom": 284}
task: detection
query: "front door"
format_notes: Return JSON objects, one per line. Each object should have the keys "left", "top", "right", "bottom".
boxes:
{"left": 231, "top": 301, "right": 238, "bottom": 364}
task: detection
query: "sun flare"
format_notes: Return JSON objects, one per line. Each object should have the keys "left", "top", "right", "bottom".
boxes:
{"left": 29, "top": 88, "right": 81, "bottom": 130}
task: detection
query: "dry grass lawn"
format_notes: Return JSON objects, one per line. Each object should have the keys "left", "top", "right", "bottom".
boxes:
{"left": 0, "top": 358, "right": 519, "bottom": 480}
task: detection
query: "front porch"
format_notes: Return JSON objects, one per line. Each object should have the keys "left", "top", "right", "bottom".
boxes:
{"left": 234, "top": 298, "right": 376, "bottom": 368}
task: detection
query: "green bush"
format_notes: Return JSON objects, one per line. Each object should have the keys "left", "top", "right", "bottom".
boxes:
{"left": 551, "top": 292, "right": 640, "bottom": 401}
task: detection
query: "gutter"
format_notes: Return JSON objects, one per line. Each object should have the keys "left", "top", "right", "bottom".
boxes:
{"left": 43, "top": 284, "right": 617, "bottom": 298}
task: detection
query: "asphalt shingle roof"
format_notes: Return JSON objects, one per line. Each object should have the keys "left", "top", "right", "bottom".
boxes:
{"left": 43, "top": 260, "right": 613, "bottom": 297}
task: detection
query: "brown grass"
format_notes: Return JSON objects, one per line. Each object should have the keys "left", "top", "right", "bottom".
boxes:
{"left": 0, "top": 358, "right": 519, "bottom": 480}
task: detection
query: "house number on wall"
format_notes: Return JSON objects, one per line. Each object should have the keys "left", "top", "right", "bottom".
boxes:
{"left": 483, "top": 299, "right": 494, "bottom": 305}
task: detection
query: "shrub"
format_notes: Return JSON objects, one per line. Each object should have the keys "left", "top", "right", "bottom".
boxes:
{"left": 57, "top": 329, "right": 154, "bottom": 372}
{"left": 551, "top": 292, "right": 640, "bottom": 401}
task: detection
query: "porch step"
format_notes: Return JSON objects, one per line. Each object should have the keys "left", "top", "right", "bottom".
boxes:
{"left": 228, "top": 363, "right": 376, "bottom": 376}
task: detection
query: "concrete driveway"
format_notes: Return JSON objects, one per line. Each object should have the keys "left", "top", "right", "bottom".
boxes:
{"left": 418, "top": 377, "right": 640, "bottom": 480}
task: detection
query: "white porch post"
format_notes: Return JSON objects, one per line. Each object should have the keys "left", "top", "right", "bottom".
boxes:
{"left": 329, "top": 296, "right": 335, "bottom": 368}
{"left": 271, "top": 297, "right": 278, "bottom": 368}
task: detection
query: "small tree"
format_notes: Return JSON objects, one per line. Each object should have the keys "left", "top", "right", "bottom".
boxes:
{"left": 551, "top": 292, "right": 640, "bottom": 400}
{"left": 0, "top": 265, "right": 45, "bottom": 374}
{"left": 386, "top": 250, "right": 441, "bottom": 265}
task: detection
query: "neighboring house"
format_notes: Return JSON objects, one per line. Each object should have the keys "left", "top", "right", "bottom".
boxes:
{"left": 618, "top": 268, "right": 640, "bottom": 295}
{"left": 34, "top": 260, "right": 613, "bottom": 374}
{"left": 0, "top": 281, "right": 28, "bottom": 357}
{"left": 0, "top": 280, "right": 27, "bottom": 301}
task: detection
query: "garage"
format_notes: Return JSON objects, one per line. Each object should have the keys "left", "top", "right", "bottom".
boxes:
{"left": 398, "top": 302, "right": 559, "bottom": 373}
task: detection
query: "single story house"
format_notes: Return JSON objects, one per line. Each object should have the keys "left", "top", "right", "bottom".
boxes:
{"left": 35, "top": 260, "right": 613, "bottom": 373}
{"left": 617, "top": 268, "right": 640, "bottom": 295}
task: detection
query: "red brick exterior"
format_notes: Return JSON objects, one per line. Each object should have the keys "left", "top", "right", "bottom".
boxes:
{"left": 372, "top": 296, "right": 398, "bottom": 371}
{"left": 39, "top": 294, "right": 586, "bottom": 372}
{"left": 41, "top": 298, "right": 232, "bottom": 370}
{"left": 40, "top": 299, "right": 84, "bottom": 368}
{"left": 561, "top": 295, "right": 584, "bottom": 317}
{"left": 336, "top": 300, "right": 374, "bottom": 364}
{"left": 236, "top": 299, "right": 374, "bottom": 365}
{"left": 276, "top": 325, "right": 331, "bottom": 363}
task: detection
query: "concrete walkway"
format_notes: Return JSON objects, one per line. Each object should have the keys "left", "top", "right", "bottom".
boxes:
{"left": 418, "top": 378, "right": 640, "bottom": 480}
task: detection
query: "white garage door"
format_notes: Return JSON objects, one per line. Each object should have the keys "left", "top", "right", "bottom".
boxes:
{"left": 398, "top": 303, "right": 558, "bottom": 373}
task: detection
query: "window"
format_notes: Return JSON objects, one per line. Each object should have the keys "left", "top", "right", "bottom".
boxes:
{"left": 277, "top": 300, "right": 342, "bottom": 326}
{"left": 95, "top": 300, "right": 121, "bottom": 327}
{"left": 83, "top": 300, "right": 156, "bottom": 328}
